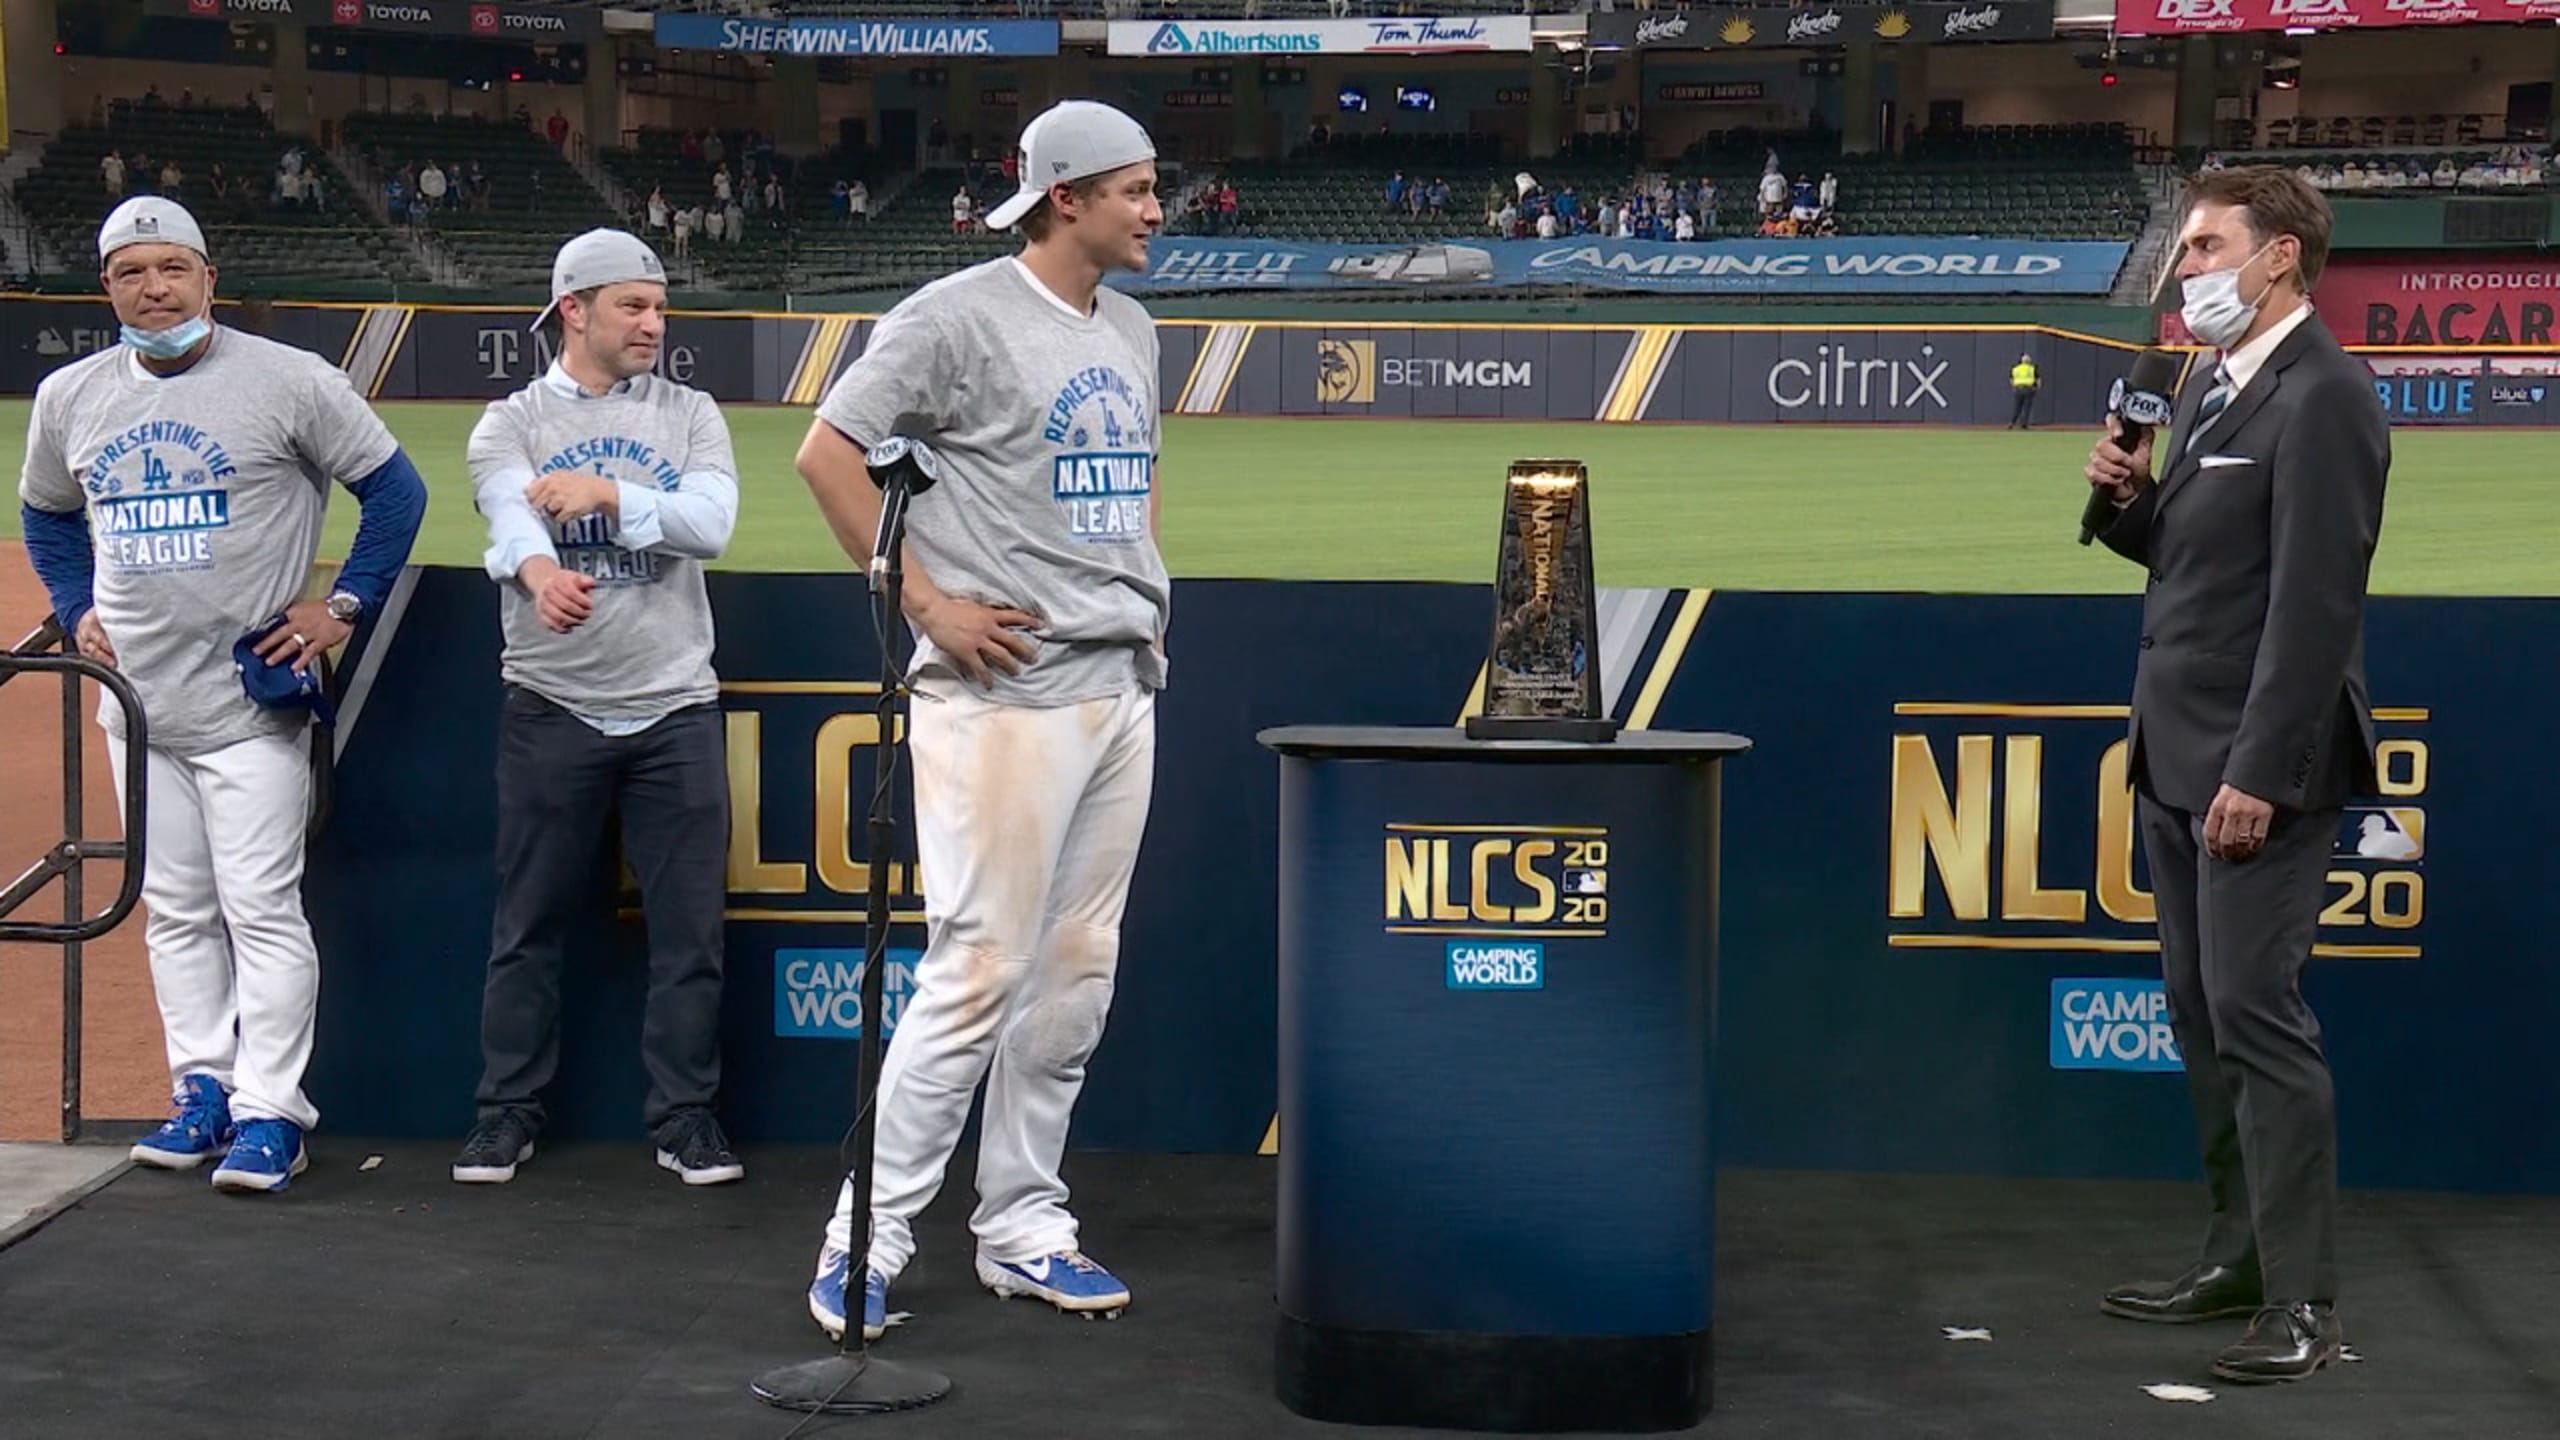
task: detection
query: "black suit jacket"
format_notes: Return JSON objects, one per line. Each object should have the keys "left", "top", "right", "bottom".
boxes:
{"left": 2097, "top": 313, "right": 2388, "bottom": 814}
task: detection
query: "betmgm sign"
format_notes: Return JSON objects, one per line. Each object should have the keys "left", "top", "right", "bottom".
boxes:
{"left": 1884, "top": 701, "right": 2433, "bottom": 1063}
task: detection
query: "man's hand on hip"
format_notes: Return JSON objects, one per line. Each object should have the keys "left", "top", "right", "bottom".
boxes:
{"left": 252, "top": 599, "right": 354, "bottom": 676}
{"left": 915, "top": 593, "right": 1040, "bottom": 688}
{"left": 2204, "top": 784, "right": 2276, "bottom": 862}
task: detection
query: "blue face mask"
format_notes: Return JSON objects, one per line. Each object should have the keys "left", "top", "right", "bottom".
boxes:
{"left": 121, "top": 313, "right": 210, "bottom": 360}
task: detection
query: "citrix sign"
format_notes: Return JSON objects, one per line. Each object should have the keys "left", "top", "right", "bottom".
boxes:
{"left": 1767, "top": 342, "right": 1951, "bottom": 410}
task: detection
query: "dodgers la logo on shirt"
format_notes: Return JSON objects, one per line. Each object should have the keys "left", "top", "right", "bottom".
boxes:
{"left": 538, "top": 434, "right": 685, "bottom": 586}
{"left": 1041, "top": 365, "right": 1154, "bottom": 545}
{"left": 83, "top": 419, "right": 240, "bottom": 574}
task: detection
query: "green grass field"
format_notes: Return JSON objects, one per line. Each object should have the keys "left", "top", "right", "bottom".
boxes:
{"left": 3, "top": 400, "right": 2552, "bottom": 593}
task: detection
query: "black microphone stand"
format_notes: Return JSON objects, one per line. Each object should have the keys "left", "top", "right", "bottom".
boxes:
{"left": 751, "top": 455, "right": 952, "bottom": 1418}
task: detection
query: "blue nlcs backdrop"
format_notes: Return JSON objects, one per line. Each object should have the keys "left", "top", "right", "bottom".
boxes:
{"left": 304, "top": 576, "right": 2560, "bottom": 1194}
{"left": 651, "top": 15, "right": 1060, "bottom": 55}
{"left": 1116, "top": 237, "right": 2131, "bottom": 295}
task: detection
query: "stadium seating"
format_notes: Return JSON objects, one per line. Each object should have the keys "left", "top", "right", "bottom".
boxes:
{"left": 1177, "top": 125, "right": 2141, "bottom": 246}
{"left": 341, "top": 112, "right": 622, "bottom": 288}
{"left": 2258, "top": 114, "right": 2504, "bottom": 149}
{"left": 600, "top": 128, "right": 876, "bottom": 292}
{"left": 15, "top": 101, "right": 423, "bottom": 287}
{"left": 2214, "top": 145, "right": 2553, "bottom": 192}
{"left": 1677, "top": 125, "right": 2143, "bottom": 241}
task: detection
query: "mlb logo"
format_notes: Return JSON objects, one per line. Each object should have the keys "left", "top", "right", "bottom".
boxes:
{"left": 470, "top": 4, "right": 499, "bottom": 33}
{"left": 2337, "top": 807, "right": 2425, "bottom": 861}
{"left": 1563, "top": 870, "right": 1606, "bottom": 896}
{"left": 332, "top": 0, "right": 360, "bottom": 23}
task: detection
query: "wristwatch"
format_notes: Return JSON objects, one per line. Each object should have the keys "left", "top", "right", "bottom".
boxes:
{"left": 325, "top": 591, "right": 363, "bottom": 624}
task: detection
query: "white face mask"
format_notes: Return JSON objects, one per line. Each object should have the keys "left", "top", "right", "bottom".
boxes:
{"left": 2180, "top": 241, "right": 2277, "bottom": 349}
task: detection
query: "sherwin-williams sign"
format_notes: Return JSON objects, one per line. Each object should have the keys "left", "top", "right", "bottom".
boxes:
{"left": 651, "top": 15, "right": 1061, "bottom": 55}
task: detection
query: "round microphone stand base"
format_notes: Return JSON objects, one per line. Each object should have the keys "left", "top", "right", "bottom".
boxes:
{"left": 751, "top": 1352, "right": 953, "bottom": 1416}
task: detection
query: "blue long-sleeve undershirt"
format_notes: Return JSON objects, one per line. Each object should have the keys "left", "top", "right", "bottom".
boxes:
{"left": 18, "top": 501, "right": 94, "bottom": 635}
{"left": 335, "top": 447, "right": 428, "bottom": 613}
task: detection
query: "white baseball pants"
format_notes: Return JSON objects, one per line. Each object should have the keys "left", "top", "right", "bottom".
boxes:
{"left": 824, "top": 676, "right": 1156, "bottom": 1280}
{"left": 107, "top": 731, "right": 321, "bottom": 1130}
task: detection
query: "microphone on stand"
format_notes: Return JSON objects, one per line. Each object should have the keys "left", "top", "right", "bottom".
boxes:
{"left": 864, "top": 435, "right": 944, "bottom": 584}
{"left": 2080, "top": 348, "right": 2183, "bottom": 546}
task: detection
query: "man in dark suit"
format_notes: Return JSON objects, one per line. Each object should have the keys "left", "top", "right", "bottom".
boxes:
{"left": 2083, "top": 165, "right": 2387, "bottom": 1385}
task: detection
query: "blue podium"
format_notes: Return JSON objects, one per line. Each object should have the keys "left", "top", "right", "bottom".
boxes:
{"left": 1257, "top": 726, "right": 1750, "bottom": 1433}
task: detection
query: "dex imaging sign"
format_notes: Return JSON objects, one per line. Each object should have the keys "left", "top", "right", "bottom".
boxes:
{"left": 1107, "top": 16, "right": 1531, "bottom": 55}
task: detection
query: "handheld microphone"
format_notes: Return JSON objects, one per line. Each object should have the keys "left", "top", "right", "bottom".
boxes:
{"left": 863, "top": 436, "right": 943, "bottom": 582}
{"left": 2079, "top": 348, "right": 2183, "bottom": 546}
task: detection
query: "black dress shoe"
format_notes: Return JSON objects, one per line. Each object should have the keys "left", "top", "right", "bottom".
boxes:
{"left": 2211, "top": 1302, "right": 2343, "bottom": 1384}
{"left": 2099, "top": 1263, "right": 2263, "bottom": 1323}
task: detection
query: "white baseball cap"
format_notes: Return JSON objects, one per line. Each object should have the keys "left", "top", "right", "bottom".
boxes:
{"left": 984, "top": 100, "right": 1157, "bottom": 232}
{"left": 98, "top": 197, "right": 207, "bottom": 264}
{"left": 533, "top": 228, "right": 667, "bottom": 331}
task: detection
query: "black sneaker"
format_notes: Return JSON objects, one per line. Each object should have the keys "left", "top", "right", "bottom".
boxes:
{"left": 452, "top": 1109, "right": 537, "bottom": 1184}
{"left": 653, "top": 1111, "right": 744, "bottom": 1186}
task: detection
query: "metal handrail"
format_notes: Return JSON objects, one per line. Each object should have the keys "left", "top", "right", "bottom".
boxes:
{"left": 0, "top": 619, "right": 148, "bottom": 945}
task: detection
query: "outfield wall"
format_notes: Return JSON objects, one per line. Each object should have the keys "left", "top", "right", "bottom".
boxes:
{"left": 0, "top": 296, "right": 2131, "bottom": 426}
{"left": 300, "top": 572, "right": 2560, "bottom": 1194}
{"left": 19, "top": 295, "right": 2558, "bottom": 428}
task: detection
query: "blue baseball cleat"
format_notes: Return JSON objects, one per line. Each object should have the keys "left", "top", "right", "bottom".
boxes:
{"left": 809, "top": 1244, "right": 888, "bottom": 1342}
{"left": 976, "top": 1250, "right": 1131, "bottom": 1317}
{"left": 210, "top": 1118, "right": 308, "bottom": 1194}
{"left": 129, "top": 1073, "right": 232, "bottom": 1170}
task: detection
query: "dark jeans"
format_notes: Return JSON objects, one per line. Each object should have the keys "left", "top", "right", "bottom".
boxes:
{"left": 475, "top": 687, "right": 728, "bottom": 1135}
{"left": 2010, "top": 387, "right": 2038, "bottom": 428}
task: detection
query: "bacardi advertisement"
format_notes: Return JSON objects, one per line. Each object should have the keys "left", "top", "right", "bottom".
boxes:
{"left": 2155, "top": 257, "right": 2560, "bottom": 346}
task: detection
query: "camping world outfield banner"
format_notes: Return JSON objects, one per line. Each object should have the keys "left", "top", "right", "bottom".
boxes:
{"left": 1106, "top": 16, "right": 1533, "bottom": 56}
{"left": 652, "top": 15, "right": 1061, "bottom": 55}
{"left": 2114, "top": 0, "right": 2560, "bottom": 36}
{"left": 1112, "top": 237, "right": 2130, "bottom": 295}
{"left": 1590, "top": 2, "right": 2054, "bottom": 49}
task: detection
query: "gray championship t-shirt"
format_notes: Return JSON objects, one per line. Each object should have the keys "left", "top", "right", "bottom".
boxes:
{"left": 467, "top": 366, "right": 738, "bottom": 723}
{"left": 17, "top": 327, "right": 400, "bottom": 755}
{"left": 818, "top": 258, "right": 1169, "bottom": 707}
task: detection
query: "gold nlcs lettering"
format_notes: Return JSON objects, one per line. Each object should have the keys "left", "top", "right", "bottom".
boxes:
{"left": 1889, "top": 732, "right": 2430, "bottom": 934}
{"left": 1385, "top": 837, "right": 1561, "bottom": 924}
{"left": 723, "top": 707, "right": 922, "bottom": 902}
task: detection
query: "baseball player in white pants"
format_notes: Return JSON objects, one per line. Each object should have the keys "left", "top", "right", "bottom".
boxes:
{"left": 793, "top": 99, "right": 1168, "bottom": 1342}
{"left": 17, "top": 197, "right": 427, "bottom": 1193}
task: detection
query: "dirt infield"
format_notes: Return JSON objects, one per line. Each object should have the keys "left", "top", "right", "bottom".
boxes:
{"left": 0, "top": 542, "right": 164, "bottom": 1141}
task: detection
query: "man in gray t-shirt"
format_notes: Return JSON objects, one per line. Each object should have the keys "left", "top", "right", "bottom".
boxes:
{"left": 795, "top": 100, "right": 1168, "bottom": 1344}
{"left": 450, "top": 230, "right": 746, "bottom": 1190}
{"left": 17, "top": 198, "right": 428, "bottom": 1193}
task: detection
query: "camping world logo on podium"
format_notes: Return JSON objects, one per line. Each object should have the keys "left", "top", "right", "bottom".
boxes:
{"left": 1382, "top": 823, "right": 1609, "bottom": 942}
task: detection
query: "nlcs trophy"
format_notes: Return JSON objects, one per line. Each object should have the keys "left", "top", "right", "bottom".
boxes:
{"left": 1464, "top": 459, "right": 1618, "bottom": 743}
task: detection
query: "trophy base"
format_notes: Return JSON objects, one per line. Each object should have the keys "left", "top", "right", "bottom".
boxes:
{"left": 1464, "top": 715, "right": 1623, "bottom": 744}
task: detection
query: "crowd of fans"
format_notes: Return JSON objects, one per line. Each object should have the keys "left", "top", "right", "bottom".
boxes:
{"left": 2208, "top": 143, "right": 2555, "bottom": 191}
{"left": 1479, "top": 151, "right": 1843, "bottom": 243}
